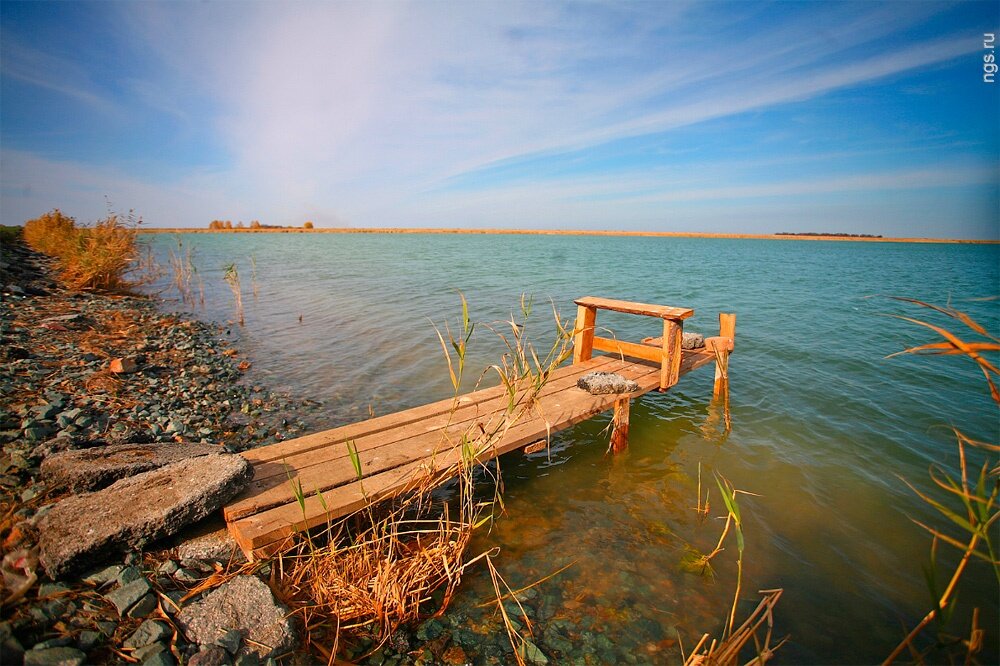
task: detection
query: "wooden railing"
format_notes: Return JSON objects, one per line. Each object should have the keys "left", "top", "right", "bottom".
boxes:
{"left": 572, "top": 296, "right": 735, "bottom": 393}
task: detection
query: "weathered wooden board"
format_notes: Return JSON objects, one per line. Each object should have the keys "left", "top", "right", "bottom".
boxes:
{"left": 226, "top": 349, "right": 715, "bottom": 556}
{"left": 573, "top": 296, "right": 694, "bottom": 321}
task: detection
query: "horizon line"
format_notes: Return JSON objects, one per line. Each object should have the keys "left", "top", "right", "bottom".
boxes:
{"left": 135, "top": 227, "right": 1000, "bottom": 244}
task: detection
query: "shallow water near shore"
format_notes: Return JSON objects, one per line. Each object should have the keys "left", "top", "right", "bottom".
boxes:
{"left": 142, "top": 233, "right": 999, "bottom": 663}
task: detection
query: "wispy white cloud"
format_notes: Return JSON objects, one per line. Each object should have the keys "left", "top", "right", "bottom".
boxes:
{"left": 1, "top": 1, "right": 995, "bottom": 236}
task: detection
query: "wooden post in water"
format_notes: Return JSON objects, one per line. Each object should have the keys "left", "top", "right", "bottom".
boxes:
{"left": 611, "top": 396, "right": 630, "bottom": 453}
{"left": 707, "top": 313, "right": 736, "bottom": 397}
{"left": 659, "top": 318, "right": 683, "bottom": 390}
{"left": 573, "top": 303, "right": 597, "bottom": 364}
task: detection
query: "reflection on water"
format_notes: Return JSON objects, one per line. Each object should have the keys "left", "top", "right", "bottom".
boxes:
{"left": 142, "top": 233, "right": 999, "bottom": 663}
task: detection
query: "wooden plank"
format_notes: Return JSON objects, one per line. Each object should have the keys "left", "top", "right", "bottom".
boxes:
{"left": 572, "top": 304, "right": 596, "bottom": 364}
{"left": 225, "top": 357, "right": 659, "bottom": 521}
{"left": 229, "top": 364, "right": 664, "bottom": 553}
{"left": 591, "top": 336, "right": 662, "bottom": 363}
{"left": 228, "top": 349, "right": 717, "bottom": 554}
{"left": 719, "top": 312, "right": 737, "bottom": 341}
{"left": 523, "top": 440, "right": 547, "bottom": 455}
{"left": 660, "top": 319, "right": 683, "bottom": 390}
{"left": 574, "top": 296, "right": 693, "bottom": 321}
{"left": 237, "top": 355, "right": 625, "bottom": 485}
{"left": 714, "top": 313, "right": 737, "bottom": 396}
{"left": 239, "top": 353, "right": 622, "bottom": 467}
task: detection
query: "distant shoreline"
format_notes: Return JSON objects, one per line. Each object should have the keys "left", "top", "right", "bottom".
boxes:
{"left": 136, "top": 227, "right": 999, "bottom": 244}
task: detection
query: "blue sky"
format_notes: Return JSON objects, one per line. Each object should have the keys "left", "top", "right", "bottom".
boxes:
{"left": 1, "top": 1, "right": 997, "bottom": 238}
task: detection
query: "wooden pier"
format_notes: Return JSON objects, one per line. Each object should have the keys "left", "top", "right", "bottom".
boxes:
{"left": 224, "top": 298, "right": 736, "bottom": 558}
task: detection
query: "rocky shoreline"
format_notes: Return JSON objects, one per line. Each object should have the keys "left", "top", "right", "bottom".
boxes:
{"left": 0, "top": 240, "right": 628, "bottom": 666}
{"left": 0, "top": 241, "right": 318, "bottom": 665}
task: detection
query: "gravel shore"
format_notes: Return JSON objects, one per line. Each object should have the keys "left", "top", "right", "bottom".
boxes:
{"left": 0, "top": 240, "right": 319, "bottom": 665}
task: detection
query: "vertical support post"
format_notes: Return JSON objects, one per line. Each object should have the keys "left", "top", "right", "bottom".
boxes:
{"left": 659, "top": 318, "right": 683, "bottom": 391}
{"left": 573, "top": 304, "right": 597, "bottom": 364}
{"left": 610, "top": 396, "right": 630, "bottom": 453}
{"left": 712, "top": 313, "right": 736, "bottom": 397}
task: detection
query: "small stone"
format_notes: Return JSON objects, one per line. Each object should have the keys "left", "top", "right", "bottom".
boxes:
{"left": 162, "top": 590, "right": 185, "bottom": 615}
{"left": 174, "top": 567, "right": 202, "bottom": 584}
{"left": 415, "top": 618, "right": 443, "bottom": 641}
{"left": 96, "top": 621, "right": 118, "bottom": 636}
{"left": 175, "top": 518, "right": 246, "bottom": 564}
{"left": 177, "top": 576, "right": 297, "bottom": 659}
{"left": 189, "top": 645, "right": 231, "bottom": 666}
{"left": 76, "top": 631, "right": 100, "bottom": 650}
{"left": 128, "top": 592, "right": 159, "bottom": 618}
{"left": 32, "top": 637, "right": 73, "bottom": 650}
{"left": 24, "top": 424, "right": 54, "bottom": 441}
{"left": 234, "top": 653, "right": 260, "bottom": 666}
{"left": 82, "top": 564, "right": 124, "bottom": 586}
{"left": 106, "top": 577, "right": 152, "bottom": 617}
{"left": 215, "top": 629, "right": 243, "bottom": 655}
{"left": 134, "top": 642, "right": 166, "bottom": 660}
{"left": 157, "top": 560, "right": 179, "bottom": 576}
{"left": 33, "top": 404, "right": 61, "bottom": 421}
{"left": 682, "top": 331, "right": 705, "bottom": 350}
{"left": 37, "top": 583, "right": 69, "bottom": 598}
{"left": 518, "top": 640, "right": 549, "bottom": 665}
{"left": 576, "top": 372, "right": 640, "bottom": 395}
{"left": 23, "top": 647, "right": 87, "bottom": 666}
{"left": 117, "top": 565, "right": 143, "bottom": 586}
{"left": 125, "top": 619, "right": 172, "bottom": 649}
{"left": 142, "top": 649, "right": 176, "bottom": 666}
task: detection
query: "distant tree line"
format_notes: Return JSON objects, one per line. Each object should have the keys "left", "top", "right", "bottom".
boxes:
{"left": 775, "top": 232, "right": 883, "bottom": 238}
{"left": 208, "top": 220, "right": 315, "bottom": 230}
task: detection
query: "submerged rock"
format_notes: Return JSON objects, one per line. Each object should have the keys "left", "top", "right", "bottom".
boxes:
{"left": 38, "top": 454, "right": 253, "bottom": 578}
{"left": 577, "top": 372, "right": 640, "bottom": 395}
{"left": 41, "top": 442, "right": 219, "bottom": 492}
{"left": 177, "top": 575, "right": 297, "bottom": 659}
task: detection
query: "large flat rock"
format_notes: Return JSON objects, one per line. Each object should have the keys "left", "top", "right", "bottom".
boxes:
{"left": 41, "top": 442, "right": 219, "bottom": 492}
{"left": 38, "top": 454, "right": 253, "bottom": 579}
{"left": 177, "top": 575, "right": 297, "bottom": 659}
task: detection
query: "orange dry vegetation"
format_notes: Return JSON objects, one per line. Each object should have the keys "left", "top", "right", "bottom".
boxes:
{"left": 22, "top": 209, "right": 140, "bottom": 291}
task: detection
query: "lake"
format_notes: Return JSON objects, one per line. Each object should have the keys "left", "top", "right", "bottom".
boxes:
{"left": 140, "top": 232, "right": 999, "bottom": 664}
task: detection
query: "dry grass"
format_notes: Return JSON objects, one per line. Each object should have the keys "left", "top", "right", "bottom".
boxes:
{"left": 22, "top": 209, "right": 141, "bottom": 291}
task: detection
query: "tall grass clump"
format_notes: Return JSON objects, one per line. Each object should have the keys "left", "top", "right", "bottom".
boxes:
{"left": 882, "top": 297, "right": 999, "bottom": 665}
{"left": 22, "top": 208, "right": 141, "bottom": 291}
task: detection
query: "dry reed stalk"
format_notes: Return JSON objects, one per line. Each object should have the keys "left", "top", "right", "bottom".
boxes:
{"left": 684, "top": 589, "right": 786, "bottom": 666}
{"left": 167, "top": 238, "right": 197, "bottom": 305}
{"left": 224, "top": 264, "right": 244, "bottom": 326}
{"left": 881, "top": 298, "right": 999, "bottom": 665}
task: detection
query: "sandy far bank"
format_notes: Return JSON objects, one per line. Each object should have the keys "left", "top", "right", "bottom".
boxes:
{"left": 136, "top": 227, "right": 999, "bottom": 244}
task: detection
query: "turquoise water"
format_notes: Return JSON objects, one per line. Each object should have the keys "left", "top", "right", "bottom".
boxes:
{"left": 143, "top": 233, "right": 999, "bottom": 663}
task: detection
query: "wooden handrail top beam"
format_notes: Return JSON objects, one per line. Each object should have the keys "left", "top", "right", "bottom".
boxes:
{"left": 574, "top": 296, "right": 694, "bottom": 321}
